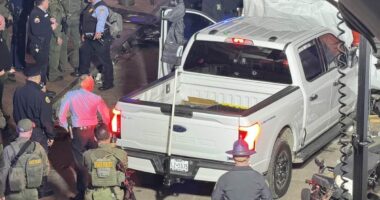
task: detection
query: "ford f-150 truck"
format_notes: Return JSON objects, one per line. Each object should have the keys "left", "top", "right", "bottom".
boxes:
{"left": 114, "top": 11, "right": 358, "bottom": 198}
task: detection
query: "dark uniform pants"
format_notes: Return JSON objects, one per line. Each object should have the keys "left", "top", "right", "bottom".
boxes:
{"left": 79, "top": 37, "right": 114, "bottom": 87}
{"left": 11, "top": 11, "right": 27, "bottom": 70}
{"left": 31, "top": 47, "right": 49, "bottom": 84}
{"left": 71, "top": 126, "right": 98, "bottom": 196}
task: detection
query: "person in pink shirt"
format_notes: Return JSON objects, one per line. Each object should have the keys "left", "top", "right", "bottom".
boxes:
{"left": 58, "top": 74, "right": 110, "bottom": 199}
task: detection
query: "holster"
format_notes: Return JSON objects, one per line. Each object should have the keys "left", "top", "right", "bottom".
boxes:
{"left": 61, "top": 17, "right": 68, "bottom": 34}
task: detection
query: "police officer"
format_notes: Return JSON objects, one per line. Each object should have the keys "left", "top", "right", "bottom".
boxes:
{"left": 0, "top": 0, "right": 17, "bottom": 81}
{"left": 58, "top": 74, "right": 110, "bottom": 199}
{"left": 80, "top": 0, "right": 114, "bottom": 91}
{"left": 7, "top": 0, "right": 34, "bottom": 71}
{"left": 13, "top": 65, "right": 56, "bottom": 151}
{"left": 61, "top": 0, "right": 86, "bottom": 77}
{"left": 212, "top": 139, "right": 272, "bottom": 200}
{"left": 83, "top": 124, "right": 128, "bottom": 200}
{"left": 0, "top": 14, "right": 12, "bottom": 109}
{"left": 29, "top": 0, "right": 58, "bottom": 95}
{"left": 0, "top": 119, "right": 50, "bottom": 200}
{"left": 47, "top": 0, "right": 65, "bottom": 82}
{"left": 0, "top": 15, "right": 7, "bottom": 153}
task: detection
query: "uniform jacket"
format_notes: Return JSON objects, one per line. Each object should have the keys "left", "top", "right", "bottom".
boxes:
{"left": 0, "top": 137, "right": 49, "bottom": 197}
{"left": 62, "top": 0, "right": 86, "bottom": 23}
{"left": 13, "top": 81, "right": 55, "bottom": 139}
{"left": 48, "top": 0, "right": 65, "bottom": 39}
{"left": 0, "top": 31, "right": 11, "bottom": 71}
{"left": 212, "top": 166, "right": 273, "bottom": 200}
{"left": 29, "top": 6, "right": 53, "bottom": 49}
{"left": 83, "top": 142, "right": 127, "bottom": 198}
{"left": 83, "top": 143, "right": 128, "bottom": 172}
{"left": 161, "top": 0, "right": 185, "bottom": 66}
{"left": 81, "top": 0, "right": 109, "bottom": 34}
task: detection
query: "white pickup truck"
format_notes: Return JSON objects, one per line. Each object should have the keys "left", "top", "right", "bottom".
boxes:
{"left": 114, "top": 11, "right": 358, "bottom": 198}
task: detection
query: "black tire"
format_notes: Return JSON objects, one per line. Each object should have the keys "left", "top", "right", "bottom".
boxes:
{"left": 267, "top": 138, "right": 292, "bottom": 198}
{"left": 301, "top": 188, "right": 311, "bottom": 200}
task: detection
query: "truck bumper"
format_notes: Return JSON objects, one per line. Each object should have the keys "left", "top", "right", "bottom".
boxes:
{"left": 124, "top": 147, "right": 234, "bottom": 182}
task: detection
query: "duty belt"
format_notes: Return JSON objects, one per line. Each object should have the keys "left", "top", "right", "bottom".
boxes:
{"left": 84, "top": 33, "right": 94, "bottom": 39}
{"left": 73, "top": 125, "right": 96, "bottom": 130}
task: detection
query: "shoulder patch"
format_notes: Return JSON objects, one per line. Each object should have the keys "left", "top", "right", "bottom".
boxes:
{"left": 99, "top": 8, "right": 105, "bottom": 13}
{"left": 45, "top": 96, "right": 51, "bottom": 103}
{"left": 34, "top": 17, "right": 40, "bottom": 23}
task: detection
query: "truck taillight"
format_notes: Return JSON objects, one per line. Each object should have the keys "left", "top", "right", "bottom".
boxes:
{"left": 239, "top": 123, "right": 261, "bottom": 150}
{"left": 225, "top": 37, "right": 254, "bottom": 45}
{"left": 111, "top": 108, "right": 121, "bottom": 138}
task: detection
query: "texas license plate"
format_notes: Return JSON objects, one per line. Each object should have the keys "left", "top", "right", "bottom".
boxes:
{"left": 170, "top": 158, "right": 189, "bottom": 173}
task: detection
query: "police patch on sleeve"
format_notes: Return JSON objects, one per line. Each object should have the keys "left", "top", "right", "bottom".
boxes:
{"left": 34, "top": 17, "right": 40, "bottom": 23}
{"left": 99, "top": 8, "right": 105, "bottom": 13}
{"left": 45, "top": 96, "right": 51, "bottom": 103}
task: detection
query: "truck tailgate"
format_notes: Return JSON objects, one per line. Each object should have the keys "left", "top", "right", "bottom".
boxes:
{"left": 118, "top": 102, "right": 239, "bottom": 162}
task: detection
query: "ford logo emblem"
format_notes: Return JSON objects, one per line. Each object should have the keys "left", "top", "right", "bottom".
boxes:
{"left": 173, "top": 125, "right": 187, "bottom": 133}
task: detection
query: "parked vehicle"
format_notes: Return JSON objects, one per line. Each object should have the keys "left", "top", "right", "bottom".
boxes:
{"left": 112, "top": 7, "right": 359, "bottom": 197}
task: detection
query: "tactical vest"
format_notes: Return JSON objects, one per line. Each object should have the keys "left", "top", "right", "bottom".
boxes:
{"left": 82, "top": 1, "right": 109, "bottom": 34}
{"left": 8, "top": 142, "right": 44, "bottom": 192}
{"left": 90, "top": 150, "right": 125, "bottom": 187}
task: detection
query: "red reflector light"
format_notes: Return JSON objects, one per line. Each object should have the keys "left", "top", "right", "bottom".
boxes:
{"left": 233, "top": 38, "right": 244, "bottom": 44}
{"left": 225, "top": 37, "right": 254, "bottom": 45}
{"left": 239, "top": 123, "right": 261, "bottom": 150}
{"left": 111, "top": 108, "right": 121, "bottom": 137}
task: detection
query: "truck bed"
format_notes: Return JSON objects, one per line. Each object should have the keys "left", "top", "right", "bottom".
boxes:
{"left": 117, "top": 71, "right": 290, "bottom": 163}
{"left": 123, "top": 71, "right": 288, "bottom": 115}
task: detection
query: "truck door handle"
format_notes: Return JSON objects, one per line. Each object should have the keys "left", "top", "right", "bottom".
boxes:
{"left": 309, "top": 94, "right": 318, "bottom": 101}
{"left": 333, "top": 81, "right": 339, "bottom": 87}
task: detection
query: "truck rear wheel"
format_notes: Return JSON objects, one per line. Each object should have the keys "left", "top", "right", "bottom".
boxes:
{"left": 267, "top": 139, "right": 292, "bottom": 198}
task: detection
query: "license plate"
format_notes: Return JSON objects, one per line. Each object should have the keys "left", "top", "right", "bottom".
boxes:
{"left": 170, "top": 158, "right": 189, "bottom": 173}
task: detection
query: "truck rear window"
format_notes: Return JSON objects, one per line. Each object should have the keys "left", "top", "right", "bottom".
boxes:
{"left": 184, "top": 41, "right": 292, "bottom": 84}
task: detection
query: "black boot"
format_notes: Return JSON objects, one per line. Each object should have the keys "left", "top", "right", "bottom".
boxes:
{"left": 70, "top": 68, "right": 80, "bottom": 77}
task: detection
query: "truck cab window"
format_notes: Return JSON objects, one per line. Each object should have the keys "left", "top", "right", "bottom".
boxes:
{"left": 183, "top": 41, "right": 292, "bottom": 84}
{"left": 299, "top": 41, "right": 325, "bottom": 81}
{"left": 318, "top": 34, "right": 343, "bottom": 70}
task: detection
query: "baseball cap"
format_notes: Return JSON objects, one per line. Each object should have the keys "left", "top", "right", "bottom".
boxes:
{"left": 17, "top": 119, "right": 34, "bottom": 132}
{"left": 23, "top": 64, "right": 41, "bottom": 77}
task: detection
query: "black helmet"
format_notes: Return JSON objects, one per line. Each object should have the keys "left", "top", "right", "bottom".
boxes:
{"left": 226, "top": 139, "right": 256, "bottom": 156}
